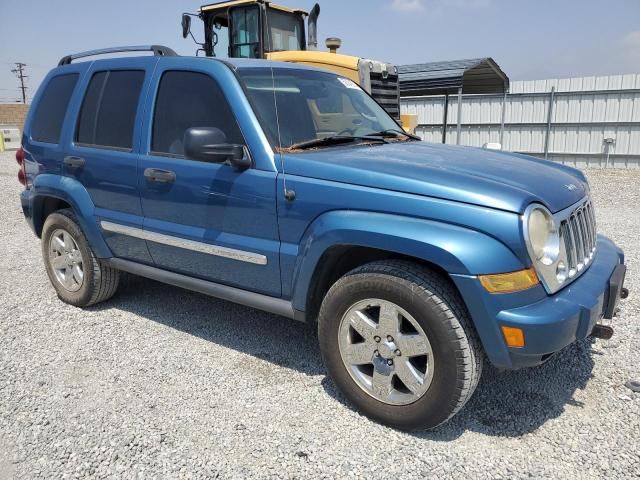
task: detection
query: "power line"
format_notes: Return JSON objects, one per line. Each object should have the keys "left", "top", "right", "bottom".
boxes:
{"left": 11, "top": 62, "right": 28, "bottom": 104}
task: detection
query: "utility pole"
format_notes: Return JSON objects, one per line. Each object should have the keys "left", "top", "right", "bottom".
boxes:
{"left": 11, "top": 62, "right": 28, "bottom": 104}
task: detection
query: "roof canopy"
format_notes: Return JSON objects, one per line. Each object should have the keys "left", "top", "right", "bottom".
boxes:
{"left": 399, "top": 58, "right": 509, "bottom": 96}
{"left": 200, "top": 0, "right": 307, "bottom": 16}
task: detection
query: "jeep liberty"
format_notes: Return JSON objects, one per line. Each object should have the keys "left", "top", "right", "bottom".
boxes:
{"left": 17, "top": 46, "right": 628, "bottom": 430}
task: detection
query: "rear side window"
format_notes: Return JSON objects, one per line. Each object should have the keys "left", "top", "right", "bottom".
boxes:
{"left": 31, "top": 74, "right": 79, "bottom": 144}
{"left": 151, "top": 71, "right": 243, "bottom": 156}
{"left": 76, "top": 70, "right": 145, "bottom": 150}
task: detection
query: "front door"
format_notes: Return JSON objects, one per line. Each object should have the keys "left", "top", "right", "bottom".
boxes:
{"left": 137, "top": 64, "right": 281, "bottom": 296}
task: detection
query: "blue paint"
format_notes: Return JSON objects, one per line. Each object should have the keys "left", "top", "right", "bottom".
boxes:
{"left": 20, "top": 55, "right": 626, "bottom": 370}
{"left": 452, "top": 237, "right": 623, "bottom": 368}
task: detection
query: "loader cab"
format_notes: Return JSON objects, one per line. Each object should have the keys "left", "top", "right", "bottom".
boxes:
{"left": 184, "top": 0, "right": 311, "bottom": 58}
{"left": 181, "top": 0, "right": 405, "bottom": 123}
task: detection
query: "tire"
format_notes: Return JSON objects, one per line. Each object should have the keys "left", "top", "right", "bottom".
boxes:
{"left": 318, "top": 260, "right": 482, "bottom": 431}
{"left": 41, "top": 209, "right": 120, "bottom": 307}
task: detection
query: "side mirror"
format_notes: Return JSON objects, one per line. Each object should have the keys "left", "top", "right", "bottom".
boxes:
{"left": 181, "top": 14, "right": 192, "bottom": 39}
{"left": 183, "top": 127, "right": 251, "bottom": 170}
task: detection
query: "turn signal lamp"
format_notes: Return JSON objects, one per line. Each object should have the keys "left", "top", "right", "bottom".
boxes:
{"left": 501, "top": 326, "right": 525, "bottom": 348}
{"left": 479, "top": 268, "right": 539, "bottom": 294}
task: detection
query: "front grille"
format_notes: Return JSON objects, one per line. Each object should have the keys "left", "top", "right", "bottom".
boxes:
{"left": 559, "top": 199, "right": 597, "bottom": 277}
{"left": 370, "top": 72, "right": 400, "bottom": 119}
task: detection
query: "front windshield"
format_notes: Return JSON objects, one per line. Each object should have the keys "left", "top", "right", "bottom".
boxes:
{"left": 238, "top": 68, "right": 401, "bottom": 149}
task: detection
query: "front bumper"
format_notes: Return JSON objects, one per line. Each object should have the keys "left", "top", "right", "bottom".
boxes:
{"left": 452, "top": 235, "right": 626, "bottom": 369}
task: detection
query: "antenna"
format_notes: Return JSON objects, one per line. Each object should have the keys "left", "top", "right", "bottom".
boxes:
{"left": 265, "top": 10, "right": 295, "bottom": 201}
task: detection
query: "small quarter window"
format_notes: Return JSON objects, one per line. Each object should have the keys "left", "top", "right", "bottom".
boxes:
{"left": 31, "top": 74, "right": 79, "bottom": 144}
{"left": 76, "top": 70, "right": 145, "bottom": 150}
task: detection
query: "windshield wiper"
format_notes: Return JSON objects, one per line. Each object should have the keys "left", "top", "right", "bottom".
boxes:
{"left": 287, "top": 135, "right": 388, "bottom": 151}
{"left": 367, "top": 129, "right": 421, "bottom": 141}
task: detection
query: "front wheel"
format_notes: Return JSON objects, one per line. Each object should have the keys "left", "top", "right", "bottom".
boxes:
{"left": 318, "top": 260, "right": 482, "bottom": 430}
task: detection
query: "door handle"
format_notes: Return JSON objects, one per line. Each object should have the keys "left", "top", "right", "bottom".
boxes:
{"left": 144, "top": 168, "right": 176, "bottom": 183}
{"left": 63, "top": 156, "right": 85, "bottom": 168}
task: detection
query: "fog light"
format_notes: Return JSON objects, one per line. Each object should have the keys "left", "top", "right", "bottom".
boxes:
{"left": 479, "top": 268, "right": 539, "bottom": 293}
{"left": 501, "top": 326, "right": 525, "bottom": 348}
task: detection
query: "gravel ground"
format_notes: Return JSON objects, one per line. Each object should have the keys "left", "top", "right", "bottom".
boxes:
{"left": 0, "top": 150, "right": 639, "bottom": 479}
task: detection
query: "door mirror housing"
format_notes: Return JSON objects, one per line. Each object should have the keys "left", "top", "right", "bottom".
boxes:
{"left": 183, "top": 127, "right": 251, "bottom": 170}
{"left": 181, "top": 14, "right": 192, "bottom": 39}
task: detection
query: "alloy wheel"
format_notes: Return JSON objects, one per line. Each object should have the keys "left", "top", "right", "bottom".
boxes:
{"left": 338, "top": 299, "right": 435, "bottom": 405}
{"left": 48, "top": 228, "right": 84, "bottom": 292}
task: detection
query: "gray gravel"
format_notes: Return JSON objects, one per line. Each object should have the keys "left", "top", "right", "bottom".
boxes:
{"left": 1, "top": 151, "right": 639, "bottom": 479}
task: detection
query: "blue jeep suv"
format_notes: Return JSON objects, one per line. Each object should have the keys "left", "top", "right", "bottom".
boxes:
{"left": 17, "top": 46, "right": 628, "bottom": 430}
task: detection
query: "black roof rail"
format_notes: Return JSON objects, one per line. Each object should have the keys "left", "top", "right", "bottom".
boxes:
{"left": 58, "top": 45, "right": 178, "bottom": 66}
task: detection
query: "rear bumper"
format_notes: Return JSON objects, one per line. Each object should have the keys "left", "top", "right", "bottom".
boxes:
{"left": 20, "top": 189, "right": 36, "bottom": 234}
{"left": 452, "top": 235, "right": 626, "bottom": 369}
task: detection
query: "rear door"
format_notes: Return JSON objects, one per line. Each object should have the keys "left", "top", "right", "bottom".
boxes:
{"left": 64, "top": 58, "right": 156, "bottom": 263}
{"left": 24, "top": 67, "right": 83, "bottom": 186}
{"left": 137, "top": 60, "right": 281, "bottom": 296}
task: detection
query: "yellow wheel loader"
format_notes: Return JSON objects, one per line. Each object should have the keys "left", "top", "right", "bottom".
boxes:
{"left": 181, "top": 0, "right": 416, "bottom": 130}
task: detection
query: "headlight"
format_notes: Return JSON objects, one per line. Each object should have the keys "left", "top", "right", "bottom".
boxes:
{"left": 523, "top": 199, "right": 596, "bottom": 294}
{"left": 526, "top": 206, "right": 559, "bottom": 266}
{"left": 523, "top": 204, "right": 563, "bottom": 293}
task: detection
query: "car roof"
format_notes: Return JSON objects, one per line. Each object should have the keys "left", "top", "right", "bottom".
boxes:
{"left": 179, "top": 56, "right": 328, "bottom": 74}
{"left": 54, "top": 55, "right": 325, "bottom": 74}
{"left": 219, "top": 57, "right": 320, "bottom": 71}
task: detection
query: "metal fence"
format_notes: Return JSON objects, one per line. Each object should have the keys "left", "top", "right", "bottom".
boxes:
{"left": 401, "top": 73, "right": 640, "bottom": 168}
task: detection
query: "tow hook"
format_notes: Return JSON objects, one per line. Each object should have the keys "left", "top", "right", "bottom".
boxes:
{"left": 620, "top": 287, "right": 629, "bottom": 299}
{"left": 592, "top": 324, "right": 614, "bottom": 340}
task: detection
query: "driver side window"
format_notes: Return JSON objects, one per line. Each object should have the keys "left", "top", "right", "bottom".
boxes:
{"left": 229, "top": 6, "right": 261, "bottom": 58}
{"left": 151, "top": 71, "right": 243, "bottom": 157}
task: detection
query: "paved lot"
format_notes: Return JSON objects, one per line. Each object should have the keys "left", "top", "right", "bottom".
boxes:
{"left": 0, "top": 151, "right": 639, "bottom": 479}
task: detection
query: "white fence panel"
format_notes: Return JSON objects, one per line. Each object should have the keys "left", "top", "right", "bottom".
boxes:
{"left": 401, "top": 73, "right": 640, "bottom": 168}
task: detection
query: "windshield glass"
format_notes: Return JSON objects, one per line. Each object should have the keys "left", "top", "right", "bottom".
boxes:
{"left": 265, "top": 8, "right": 304, "bottom": 52}
{"left": 238, "top": 68, "right": 401, "bottom": 149}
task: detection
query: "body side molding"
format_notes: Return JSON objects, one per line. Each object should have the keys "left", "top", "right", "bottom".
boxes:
{"left": 100, "top": 221, "right": 268, "bottom": 265}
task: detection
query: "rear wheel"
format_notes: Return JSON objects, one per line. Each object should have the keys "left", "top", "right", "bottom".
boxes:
{"left": 42, "top": 209, "right": 120, "bottom": 307}
{"left": 318, "top": 260, "right": 482, "bottom": 430}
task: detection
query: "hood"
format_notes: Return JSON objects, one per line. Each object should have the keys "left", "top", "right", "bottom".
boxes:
{"left": 281, "top": 142, "right": 587, "bottom": 213}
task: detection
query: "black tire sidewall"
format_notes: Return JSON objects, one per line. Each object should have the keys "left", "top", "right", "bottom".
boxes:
{"left": 41, "top": 211, "right": 97, "bottom": 307}
{"left": 319, "top": 272, "right": 468, "bottom": 430}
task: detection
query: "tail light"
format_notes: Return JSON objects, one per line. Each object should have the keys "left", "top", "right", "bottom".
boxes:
{"left": 15, "top": 146, "right": 24, "bottom": 166}
{"left": 16, "top": 146, "right": 26, "bottom": 186}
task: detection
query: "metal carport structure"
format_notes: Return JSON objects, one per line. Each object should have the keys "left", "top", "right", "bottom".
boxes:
{"left": 399, "top": 58, "right": 510, "bottom": 144}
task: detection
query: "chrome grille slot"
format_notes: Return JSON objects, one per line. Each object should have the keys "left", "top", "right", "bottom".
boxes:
{"left": 559, "top": 199, "right": 597, "bottom": 280}
{"left": 576, "top": 211, "right": 587, "bottom": 266}
{"left": 586, "top": 202, "right": 596, "bottom": 247}
{"left": 560, "top": 222, "right": 576, "bottom": 273}
{"left": 370, "top": 72, "right": 400, "bottom": 119}
{"left": 578, "top": 210, "right": 590, "bottom": 258}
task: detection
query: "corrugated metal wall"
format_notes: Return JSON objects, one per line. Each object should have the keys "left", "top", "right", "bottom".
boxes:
{"left": 401, "top": 73, "right": 640, "bottom": 168}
